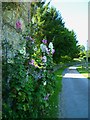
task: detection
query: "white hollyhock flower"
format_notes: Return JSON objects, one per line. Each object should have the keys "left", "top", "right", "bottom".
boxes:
{"left": 42, "top": 56, "right": 47, "bottom": 63}
{"left": 44, "top": 81, "right": 47, "bottom": 86}
{"left": 19, "top": 47, "right": 26, "bottom": 55}
{"left": 48, "top": 42, "right": 53, "bottom": 50}
{"left": 45, "top": 47, "right": 49, "bottom": 54}
{"left": 40, "top": 43, "right": 47, "bottom": 53}
{"left": 34, "top": 46, "right": 37, "bottom": 51}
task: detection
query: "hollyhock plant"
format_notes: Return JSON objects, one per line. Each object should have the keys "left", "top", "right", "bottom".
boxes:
{"left": 3, "top": 13, "right": 57, "bottom": 119}
{"left": 16, "top": 20, "right": 22, "bottom": 29}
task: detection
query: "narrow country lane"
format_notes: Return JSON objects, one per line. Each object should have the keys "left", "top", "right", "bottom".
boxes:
{"left": 58, "top": 66, "right": 88, "bottom": 118}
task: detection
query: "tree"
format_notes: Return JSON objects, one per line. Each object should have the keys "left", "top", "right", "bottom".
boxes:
{"left": 30, "top": 2, "right": 79, "bottom": 63}
{"left": 2, "top": 1, "right": 80, "bottom": 64}
{"left": 78, "top": 45, "right": 86, "bottom": 58}
{"left": 53, "top": 28, "right": 79, "bottom": 62}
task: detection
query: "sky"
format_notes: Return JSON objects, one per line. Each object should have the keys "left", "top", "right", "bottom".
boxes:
{"left": 46, "top": 0, "right": 89, "bottom": 49}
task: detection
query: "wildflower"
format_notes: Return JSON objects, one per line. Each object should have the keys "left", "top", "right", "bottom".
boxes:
{"left": 38, "top": 74, "right": 42, "bottom": 79}
{"left": 42, "top": 56, "right": 47, "bottom": 63}
{"left": 49, "top": 42, "right": 53, "bottom": 50}
{"left": 42, "top": 39, "right": 47, "bottom": 44}
{"left": 29, "top": 59, "right": 35, "bottom": 65}
{"left": 34, "top": 47, "right": 37, "bottom": 51}
{"left": 44, "top": 94, "right": 50, "bottom": 101}
{"left": 43, "top": 81, "right": 46, "bottom": 86}
{"left": 16, "top": 20, "right": 22, "bottom": 29}
{"left": 33, "top": 72, "right": 42, "bottom": 80}
{"left": 44, "top": 70, "right": 46, "bottom": 72}
{"left": 19, "top": 47, "right": 26, "bottom": 55}
{"left": 26, "top": 36, "right": 30, "bottom": 40}
{"left": 26, "top": 36, "right": 34, "bottom": 41}
{"left": 30, "top": 36, "right": 34, "bottom": 41}
{"left": 35, "top": 65, "right": 38, "bottom": 68}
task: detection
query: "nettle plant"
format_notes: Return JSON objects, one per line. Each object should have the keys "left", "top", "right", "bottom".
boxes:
{"left": 2, "top": 20, "right": 56, "bottom": 119}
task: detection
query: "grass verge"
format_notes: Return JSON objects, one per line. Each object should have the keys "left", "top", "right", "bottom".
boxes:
{"left": 45, "top": 66, "right": 66, "bottom": 118}
{"left": 77, "top": 64, "right": 90, "bottom": 80}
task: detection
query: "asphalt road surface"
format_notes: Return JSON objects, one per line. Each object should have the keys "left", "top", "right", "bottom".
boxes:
{"left": 58, "top": 66, "right": 88, "bottom": 118}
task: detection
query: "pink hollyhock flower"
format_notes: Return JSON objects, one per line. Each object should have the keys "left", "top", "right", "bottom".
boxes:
{"left": 52, "top": 49, "right": 55, "bottom": 54}
{"left": 42, "top": 39, "right": 47, "bottom": 44}
{"left": 16, "top": 20, "right": 22, "bottom": 29}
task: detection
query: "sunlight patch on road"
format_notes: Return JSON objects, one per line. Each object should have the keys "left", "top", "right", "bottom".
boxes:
{"left": 68, "top": 66, "right": 77, "bottom": 70}
{"left": 63, "top": 73, "right": 86, "bottom": 78}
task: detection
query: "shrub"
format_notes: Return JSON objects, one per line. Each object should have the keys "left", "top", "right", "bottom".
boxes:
{"left": 60, "top": 55, "right": 72, "bottom": 63}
